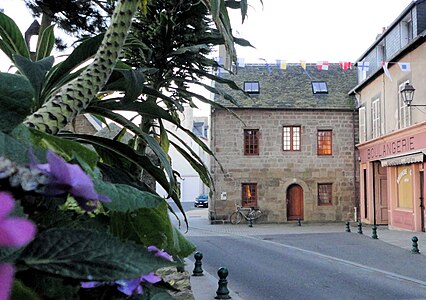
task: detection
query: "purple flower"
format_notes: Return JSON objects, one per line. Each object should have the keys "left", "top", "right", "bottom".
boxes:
{"left": 147, "top": 245, "right": 173, "bottom": 261}
{"left": 0, "top": 192, "right": 36, "bottom": 247}
{"left": 0, "top": 263, "right": 15, "bottom": 300}
{"left": 34, "top": 150, "right": 110, "bottom": 211}
{"left": 0, "top": 192, "right": 36, "bottom": 300}
{"left": 81, "top": 272, "right": 161, "bottom": 296}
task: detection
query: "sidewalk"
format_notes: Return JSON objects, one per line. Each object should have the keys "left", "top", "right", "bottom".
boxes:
{"left": 181, "top": 209, "right": 426, "bottom": 299}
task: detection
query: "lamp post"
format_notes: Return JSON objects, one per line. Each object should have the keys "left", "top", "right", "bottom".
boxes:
{"left": 400, "top": 82, "right": 424, "bottom": 107}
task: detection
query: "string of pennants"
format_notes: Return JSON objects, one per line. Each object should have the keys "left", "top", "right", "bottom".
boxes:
{"left": 216, "top": 57, "right": 411, "bottom": 80}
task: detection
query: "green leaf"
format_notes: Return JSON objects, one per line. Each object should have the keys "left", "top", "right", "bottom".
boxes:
{"left": 35, "top": 24, "right": 55, "bottom": 61}
{"left": 21, "top": 228, "right": 174, "bottom": 281}
{"left": 104, "top": 68, "right": 145, "bottom": 103}
{"left": 43, "top": 34, "right": 104, "bottom": 94}
{"left": 0, "top": 73, "right": 33, "bottom": 133}
{"left": 95, "top": 180, "right": 164, "bottom": 212}
{"left": 12, "top": 280, "right": 41, "bottom": 300}
{"left": 110, "top": 202, "right": 196, "bottom": 258}
{"left": 12, "top": 126, "right": 98, "bottom": 169}
{"left": 0, "top": 130, "right": 45, "bottom": 164}
{"left": 13, "top": 55, "right": 54, "bottom": 108}
{"left": 0, "top": 12, "right": 30, "bottom": 61}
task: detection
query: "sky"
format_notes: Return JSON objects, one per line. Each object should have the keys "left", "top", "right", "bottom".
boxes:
{"left": 228, "top": 0, "right": 413, "bottom": 64}
{"left": 0, "top": 0, "right": 414, "bottom": 115}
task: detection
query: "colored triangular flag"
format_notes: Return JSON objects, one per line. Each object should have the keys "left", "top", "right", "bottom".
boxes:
{"left": 357, "top": 61, "right": 370, "bottom": 72}
{"left": 276, "top": 59, "right": 287, "bottom": 70}
{"left": 398, "top": 62, "right": 411, "bottom": 72}
{"left": 259, "top": 58, "right": 272, "bottom": 75}
{"left": 316, "top": 61, "right": 329, "bottom": 70}
{"left": 383, "top": 62, "right": 392, "bottom": 81}
{"left": 300, "top": 60, "right": 306, "bottom": 70}
{"left": 339, "top": 61, "right": 352, "bottom": 70}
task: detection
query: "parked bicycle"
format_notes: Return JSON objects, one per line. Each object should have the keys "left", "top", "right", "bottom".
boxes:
{"left": 229, "top": 205, "right": 264, "bottom": 224}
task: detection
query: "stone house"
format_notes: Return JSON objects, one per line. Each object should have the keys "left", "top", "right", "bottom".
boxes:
{"left": 350, "top": 0, "right": 426, "bottom": 231}
{"left": 209, "top": 62, "right": 358, "bottom": 223}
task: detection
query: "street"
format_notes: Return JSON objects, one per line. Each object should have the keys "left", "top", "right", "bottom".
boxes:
{"left": 180, "top": 214, "right": 426, "bottom": 300}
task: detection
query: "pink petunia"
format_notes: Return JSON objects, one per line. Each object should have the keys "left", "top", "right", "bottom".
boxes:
{"left": 0, "top": 192, "right": 36, "bottom": 247}
{"left": 0, "top": 192, "right": 36, "bottom": 300}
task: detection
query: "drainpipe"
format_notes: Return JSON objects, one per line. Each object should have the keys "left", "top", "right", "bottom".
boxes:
{"left": 353, "top": 93, "right": 360, "bottom": 221}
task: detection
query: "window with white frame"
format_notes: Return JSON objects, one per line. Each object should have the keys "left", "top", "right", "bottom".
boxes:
{"left": 372, "top": 98, "right": 381, "bottom": 138}
{"left": 401, "top": 14, "right": 413, "bottom": 47}
{"left": 398, "top": 81, "right": 411, "bottom": 129}
{"left": 359, "top": 106, "right": 366, "bottom": 143}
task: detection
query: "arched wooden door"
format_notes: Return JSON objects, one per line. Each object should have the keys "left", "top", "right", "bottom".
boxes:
{"left": 287, "top": 184, "right": 304, "bottom": 221}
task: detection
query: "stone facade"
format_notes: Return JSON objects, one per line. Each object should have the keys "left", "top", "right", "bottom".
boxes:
{"left": 210, "top": 108, "right": 358, "bottom": 223}
{"left": 210, "top": 63, "right": 359, "bottom": 223}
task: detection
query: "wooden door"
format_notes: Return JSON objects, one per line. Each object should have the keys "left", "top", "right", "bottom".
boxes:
{"left": 375, "top": 163, "right": 388, "bottom": 224}
{"left": 287, "top": 184, "right": 304, "bottom": 220}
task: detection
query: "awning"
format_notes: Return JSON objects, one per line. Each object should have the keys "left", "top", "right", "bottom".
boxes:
{"left": 381, "top": 151, "right": 425, "bottom": 167}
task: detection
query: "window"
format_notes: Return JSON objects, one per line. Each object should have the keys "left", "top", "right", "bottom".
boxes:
{"left": 372, "top": 98, "right": 381, "bottom": 138}
{"left": 398, "top": 81, "right": 411, "bottom": 129}
{"left": 318, "top": 183, "right": 332, "bottom": 205}
{"left": 397, "top": 166, "right": 412, "bottom": 209}
{"left": 242, "top": 183, "right": 257, "bottom": 207}
{"left": 283, "top": 126, "right": 301, "bottom": 151}
{"left": 244, "top": 129, "right": 259, "bottom": 155}
{"left": 359, "top": 106, "right": 366, "bottom": 143}
{"left": 317, "top": 130, "right": 332, "bottom": 155}
{"left": 243, "top": 81, "right": 260, "bottom": 94}
{"left": 401, "top": 14, "right": 413, "bottom": 47}
{"left": 311, "top": 81, "right": 328, "bottom": 94}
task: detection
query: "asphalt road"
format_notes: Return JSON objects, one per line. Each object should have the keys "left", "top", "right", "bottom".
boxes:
{"left": 189, "top": 233, "right": 426, "bottom": 300}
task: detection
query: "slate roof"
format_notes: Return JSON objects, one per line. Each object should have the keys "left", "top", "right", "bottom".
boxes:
{"left": 215, "top": 63, "right": 357, "bottom": 110}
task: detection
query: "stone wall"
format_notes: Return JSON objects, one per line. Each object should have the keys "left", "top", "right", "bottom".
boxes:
{"left": 210, "top": 108, "right": 359, "bottom": 223}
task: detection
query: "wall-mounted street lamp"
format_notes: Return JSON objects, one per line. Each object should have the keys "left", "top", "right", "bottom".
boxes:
{"left": 400, "top": 82, "right": 416, "bottom": 106}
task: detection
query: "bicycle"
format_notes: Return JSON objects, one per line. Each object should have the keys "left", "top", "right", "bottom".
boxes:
{"left": 229, "top": 205, "right": 264, "bottom": 224}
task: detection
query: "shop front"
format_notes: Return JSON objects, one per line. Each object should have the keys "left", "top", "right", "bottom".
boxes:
{"left": 357, "top": 122, "right": 426, "bottom": 232}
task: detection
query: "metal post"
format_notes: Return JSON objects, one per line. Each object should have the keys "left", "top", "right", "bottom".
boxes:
{"left": 192, "top": 252, "right": 204, "bottom": 276}
{"left": 215, "top": 267, "right": 231, "bottom": 299}
{"left": 372, "top": 225, "right": 378, "bottom": 239}
{"left": 357, "top": 220, "right": 363, "bottom": 234}
{"left": 411, "top": 236, "right": 420, "bottom": 254}
{"left": 345, "top": 221, "right": 351, "bottom": 232}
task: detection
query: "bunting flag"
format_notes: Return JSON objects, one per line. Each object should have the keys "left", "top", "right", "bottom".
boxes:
{"left": 300, "top": 60, "right": 306, "bottom": 70}
{"left": 383, "top": 62, "right": 392, "bottom": 81}
{"left": 276, "top": 59, "right": 287, "bottom": 70}
{"left": 398, "top": 62, "right": 411, "bottom": 72}
{"left": 357, "top": 61, "right": 370, "bottom": 72}
{"left": 259, "top": 58, "right": 272, "bottom": 75}
{"left": 237, "top": 58, "right": 245, "bottom": 67}
{"left": 339, "top": 61, "right": 352, "bottom": 70}
{"left": 316, "top": 61, "right": 329, "bottom": 70}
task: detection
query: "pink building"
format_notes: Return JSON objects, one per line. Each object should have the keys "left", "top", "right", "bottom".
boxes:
{"left": 351, "top": 0, "right": 426, "bottom": 231}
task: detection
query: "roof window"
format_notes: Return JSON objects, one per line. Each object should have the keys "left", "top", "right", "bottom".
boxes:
{"left": 244, "top": 81, "right": 260, "bottom": 95}
{"left": 312, "top": 81, "right": 328, "bottom": 94}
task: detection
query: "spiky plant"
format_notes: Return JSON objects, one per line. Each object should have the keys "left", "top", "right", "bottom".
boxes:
{"left": 23, "top": 0, "right": 141, "bottom": 134}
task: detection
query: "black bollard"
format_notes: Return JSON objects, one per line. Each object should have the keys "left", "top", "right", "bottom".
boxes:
{"left": 345, "top": 221, "right": 351, "bottom": 232}
{"left": 215, "top": 267, "right": 231, "bottom": 299}
{"left": 297, "top": 218, "right": 302, "bottom": 226}
{"left": 192, "top": 252, "right": 204, "bottom": 276}
{"left": 372, "top": 225, "right": 378, "bottom": 239}
{"left": 357, "top": 221, "right": 363, "bottom": 234}
{"left": 411, "top": 236, "right": 420, "bottom": 254}
{"left": 248, "top": 217, "right": 253, "bottom": 227}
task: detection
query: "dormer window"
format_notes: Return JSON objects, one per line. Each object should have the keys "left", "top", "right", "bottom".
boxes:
{"left": 312, "top": 81, "right": 328, "bottom": 94}
{"left": 244, "top": 81, "right": 260, "bottom": 95}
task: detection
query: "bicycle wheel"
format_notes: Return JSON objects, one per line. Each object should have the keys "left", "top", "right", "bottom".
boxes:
{"left": 230, "top": 212, "right": 242, "bottom": 224}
